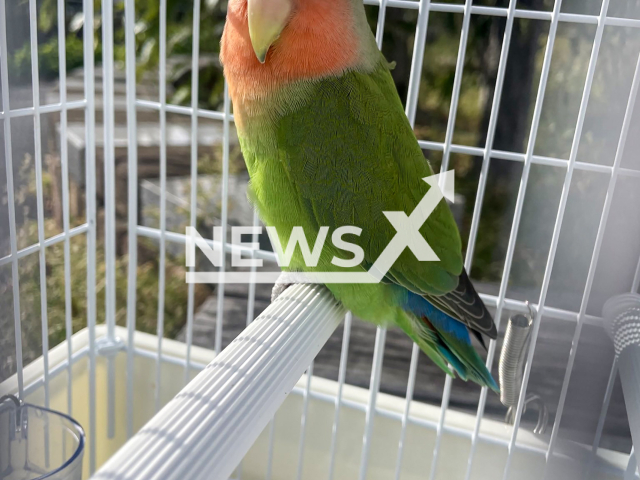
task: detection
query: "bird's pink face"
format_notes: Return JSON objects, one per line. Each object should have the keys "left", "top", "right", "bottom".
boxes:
{"left": 223, "top": 0, "right": 357, "bottom": 66}
{"left": 222, "top": 0, "right": 360, "bottom": 106}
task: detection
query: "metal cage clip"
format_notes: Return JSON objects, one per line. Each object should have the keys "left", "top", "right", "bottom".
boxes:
{"left": 0, "top": 394, "right": 25, "bottom": 437}
{"left": 498, "top": 302, "right": 549, "bottom": 435}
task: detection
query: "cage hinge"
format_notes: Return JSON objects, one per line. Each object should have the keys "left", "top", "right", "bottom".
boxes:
{"left": 96, "top": 336, "right": 126, "bottom": 357}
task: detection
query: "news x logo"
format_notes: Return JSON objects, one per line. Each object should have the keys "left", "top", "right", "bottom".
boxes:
{"left": 186, "top": 171, "right": 455, "bottom": 284}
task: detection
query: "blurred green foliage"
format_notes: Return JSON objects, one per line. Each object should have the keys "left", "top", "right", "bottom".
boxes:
{"left": 9, "top": 0, "right": 87, "bottom": 82}
{"left": 0, "top": 155, "right": 208, "bottom": 381}
{"left": 113, "top": 0, "right": 228, "bottom": 108}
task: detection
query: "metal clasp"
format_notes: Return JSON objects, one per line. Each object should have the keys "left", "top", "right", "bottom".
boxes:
{"left": 499, "top": 302, "right": 549, "bottom": 435}
{"left": 0, "top": 394, "right": 25, "bottom": 437}
{"left": 96, "top": 336, "right": 126, "bottom": 357}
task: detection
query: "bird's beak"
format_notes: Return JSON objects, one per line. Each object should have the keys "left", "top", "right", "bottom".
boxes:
{"left": 247, "top": 0, "right": 293, "bottom": 63}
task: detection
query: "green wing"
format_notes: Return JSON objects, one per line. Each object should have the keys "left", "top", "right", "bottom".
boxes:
{"left": 275, "top": 62, "right": 463, "bottom": 296}
{"left": 270, "top": 61, "right": 498, "bottom": 340}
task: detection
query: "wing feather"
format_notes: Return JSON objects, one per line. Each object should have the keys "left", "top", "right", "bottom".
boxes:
{"left": 424, "top": 270, "right": 497, "bottom": 339}
{"left": 275, "top": 61, "right": 496, "bottom": 339}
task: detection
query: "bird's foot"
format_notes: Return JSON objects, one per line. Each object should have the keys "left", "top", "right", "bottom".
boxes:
{"left": 271, "top": 271, "right": 313, "bottom": 302}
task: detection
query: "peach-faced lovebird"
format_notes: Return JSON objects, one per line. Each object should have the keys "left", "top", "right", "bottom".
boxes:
{"left": 221, "top": 0, "right": 498, "bottom": 390}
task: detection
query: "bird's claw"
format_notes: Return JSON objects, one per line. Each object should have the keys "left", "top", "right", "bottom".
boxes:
{"left": 271, "top": 271, "right": 312, "bottom": 302}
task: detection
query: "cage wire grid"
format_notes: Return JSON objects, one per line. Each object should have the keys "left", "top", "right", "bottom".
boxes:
{"left": 1, "top": 0, "right": 640, "bottom": 478}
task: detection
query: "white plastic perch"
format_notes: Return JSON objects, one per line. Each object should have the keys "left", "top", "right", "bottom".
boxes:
{"left": 92, "top": 284, "right": 345, "bottom": 480}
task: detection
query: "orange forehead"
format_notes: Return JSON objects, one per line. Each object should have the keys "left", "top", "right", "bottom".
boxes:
{"left": 221, "top": 0, "right": 360, "bottom": 108}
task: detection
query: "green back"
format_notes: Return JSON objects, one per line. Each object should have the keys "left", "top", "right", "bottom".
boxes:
{"left": 240, "top": 61, "right": 464, "bottom": 297}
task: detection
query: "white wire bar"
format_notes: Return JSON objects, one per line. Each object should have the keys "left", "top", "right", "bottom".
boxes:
{"left": 361, "top": 0, "right": 640, "bottom": 28}
{"left": 394, "top": 342, "right": 420, "bottom": 480}
{"left": 184, "top": 0, "right": 202, "bottom": 386}
{"left": 404, "top": 0, "right": 431, "bottom": 125}
{"left": 0, "top": 0, "right": 24, "bottom": 400}
{"left": 245, "top": 210, "right": 260, "bottom": 327}
{"left": 100, "top": 0, "right": 118, "bottom": 439}
{"left": 0, "top": 100, "right": 87, "bottom": 120}
{"left": 503, "top": 0, "right": 612, "bottom": 477}
{"left": 92, "top": 284, "right": 344, "bottom": 480}
{"left": 439, "top": 0, "right": 473, "bottom": 176}
{"left": 0, "top": 224, "right": 89, "bottom": 267}
{"left": 358, "top": 327, "right": 387, "bottom": 480}
{"left": 215, "top": 82, "right": 232, "bottom": 355}
{"left": 135, "top": 99, "right": 232, "bottom": 121}
{"left": 101, "top": 0, "right": 117, "bottom": 342}
{"left": 136, "top": 225, "right": 279, "bottom": 263}
{"left": 154, "top": 0, "right": 169, "bottom": 415}
{"left": 134, "top": 97, "right": 640, "bottom": 180}
{"left": 265, "top": 414, "right": 277, "bottom": 480}
{"left": 544, "top": 45, "right": 640, "bottom": 473}
{"left": 28, "top": 0, "right": 50, "bottom": 409}
{"left": 83, "top": 0, "right": 98, "bottom": 469}
{"left": 235, "top": 210, "right": 260, "bottom": 480}
{"left": 132, "top": 97, "right": 640, "bottom": 180}
{"left": 588, "top": 358, "right": 620, "bottom": 476}
{"left": 429, "top": 374, "right": 452, "bottom": 480}
{"left": 134, "top": 94, "right": 640, "bottom": 181}
{"left": 328, "top": 312, "right": 353, "bottom": 480}
{"left": 296, "top": 362, "right": 314, "bottom": 480}
{"left": 124, "top": 0, "right": 139, "bottom": 440}
{"left": 375, "top": 0, "right": 388, "bottom": 50}
{"left": 421, "top": 140, "right": 640, "bottom": 178}
{"left": 56, "top": 0, "right": 74, "bottom": 418}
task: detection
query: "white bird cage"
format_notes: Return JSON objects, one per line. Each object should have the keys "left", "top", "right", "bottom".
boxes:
{"left": 1, "top": 0, "right": 640, "bottom": 479}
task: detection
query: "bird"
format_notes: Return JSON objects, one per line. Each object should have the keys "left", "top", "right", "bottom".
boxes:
{"left": 220, "top": 0, "right": 499, "bottom": 391}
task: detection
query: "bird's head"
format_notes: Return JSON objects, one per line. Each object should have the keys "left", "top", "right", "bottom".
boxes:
{"left": 221, "top": 0, "right": 377, "bottom": 106}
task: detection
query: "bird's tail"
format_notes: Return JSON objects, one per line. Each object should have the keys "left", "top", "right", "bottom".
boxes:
{"left": 402, "top": 311, "right": 499, "bottom": 392}
{"left": 431, "top": 317, "right": 499, "bottom": 392}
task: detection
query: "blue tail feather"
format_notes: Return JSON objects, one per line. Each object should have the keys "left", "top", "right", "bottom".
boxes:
{"left": 403, "top": 291, "right": 471, "bottom": 343}
{"left": 403, "top": 291, "right": 499, "bottom": 392}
